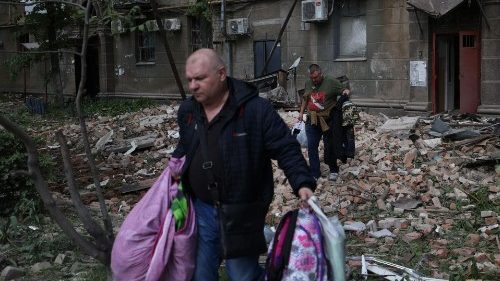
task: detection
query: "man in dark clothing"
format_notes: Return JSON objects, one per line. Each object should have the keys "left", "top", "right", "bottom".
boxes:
{"left": 172, "top": 49, "right": 316, "bottom": 281}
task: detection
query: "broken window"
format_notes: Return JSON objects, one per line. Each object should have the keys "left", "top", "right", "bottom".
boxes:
{"left": 136, "top": 31, "right": 155, "bottom": 63}
{"left": 334, "top": 0, "right": 367, "bottom": 59}
{"left": 254, "top": 40, "right": 281, "bottom": 77}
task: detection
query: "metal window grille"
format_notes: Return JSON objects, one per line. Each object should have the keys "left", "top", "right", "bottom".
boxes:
{"left": 136, "top": 32, "right": 155, "bottom": 62}
{"left": 463, "top": 35, "right": 475, "bottom": 48}
{"left": 190, "top": 17, "right": 212, "bottom": 53}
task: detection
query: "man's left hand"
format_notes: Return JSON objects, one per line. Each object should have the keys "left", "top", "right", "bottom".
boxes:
{"left": 298, "top": 187, "right": 314, "bottom": 208}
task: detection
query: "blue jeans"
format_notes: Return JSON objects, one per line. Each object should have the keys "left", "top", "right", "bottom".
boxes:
{"left": 305, "top": 121, "right": 338, "bottom": 178}
{"left": 192, "top": 199, "right": 264, "bottom": 281}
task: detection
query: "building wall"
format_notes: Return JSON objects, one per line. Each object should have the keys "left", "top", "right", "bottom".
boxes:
{"left": 216, "top": 0, "right": 412, "bottom": 112}
{"left": 478, "top": 0, "right": 500, "bottom": 114}
{"left": 110, "top": 17, "right": 190, "bottom": 99}
{"left": 2, "top": 0, "right": 499, "bottom": 114}
{"left": 0, "top": 4, "right": 77, "bottom": 98}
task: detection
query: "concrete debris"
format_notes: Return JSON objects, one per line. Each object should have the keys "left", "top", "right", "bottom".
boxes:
{"left": 30, "top": 262, "right": 51, "bottom": 273}
{"left": 25, "top": 103, "right": 498, "bottom": 279}
{"left": 343, "top": 221, "right": 366, "bottom": 232}
{"left": 94, "top": 129, "right": 113, "bottom": 151}
{"left": 368, "top": 229, "right": 395, "bottom": 238}
{"left": 1, "top": 266, "right": 25, "bottom": 281}
{"left": 377, "top": 116, "right": 420, "bottom": 132}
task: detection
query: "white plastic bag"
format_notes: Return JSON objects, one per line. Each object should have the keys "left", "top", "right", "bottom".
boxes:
{"left": 308, "top": 196, "right": 346, "bottom": 281}
{"left": 291, "top": 121, "right": 307, "bottom": 148}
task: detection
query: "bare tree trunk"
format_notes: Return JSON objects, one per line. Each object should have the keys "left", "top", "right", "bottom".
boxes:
{"left": 46, "top": 4, "right": 65, "bottom": 108}
{"left": 56, "top": 131, "right": 111, "bottom": 248}
{"left": 75, "top": 0, "right": 114, "bottom": 242}
{"left": 0, "top": 0, "right": 115, "bottom": 267}
{"left": 0, "top": 115, "right": 110, "bottom": 264}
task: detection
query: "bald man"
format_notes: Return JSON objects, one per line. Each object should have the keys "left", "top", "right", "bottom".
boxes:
{"left": 172, "top": 49, "right": 316, "bottom": 281}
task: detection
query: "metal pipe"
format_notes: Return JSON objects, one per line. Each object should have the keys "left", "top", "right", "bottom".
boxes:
{"left": 221, "top": 0, "right": 233, "bottom": 76}
{"left": 221, "top": 0, "right": 226, "bottom": 36}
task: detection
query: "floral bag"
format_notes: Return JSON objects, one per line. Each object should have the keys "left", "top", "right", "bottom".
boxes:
{"left": 265, "top": 208, "right": 328, "bottom": 281}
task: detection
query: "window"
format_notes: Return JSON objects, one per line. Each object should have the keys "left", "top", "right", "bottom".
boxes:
{"left": 462, "top": 35, "right": 475, "bottom": 48}
{"left": 335, "top": 0, "right": 367, "bottom": 59}
{"left": 136, "top": 31, "right": 155, "bottom": 63}
{"left": 190, "top": 17, "right": 212, "bottom": 53}
{"left": 17, "top": 33, "right": 30, "bottom": 52}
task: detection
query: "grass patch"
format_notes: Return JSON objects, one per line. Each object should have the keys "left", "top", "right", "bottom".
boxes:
{"left": 82, "top": 98, "right": 157, "bottom": 117}
{"left": 79, "top": 264, "right": 108, "bottom": 281}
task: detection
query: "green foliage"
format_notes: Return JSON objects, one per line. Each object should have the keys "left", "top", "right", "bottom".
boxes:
{"left": 82, "top": 98, "right": 157, "bottom": 117}
{"left": 14, "top": 191, "right": 43, "bottom": 224}
{"left": 79, "top": 264, "right": 108, "bottom": 281}
{"left": 187, "top": 0, "right": 213, "bottom": 22}
{"left": 0, "top": 129, "right": 54, "bottom": 218}
{"left": 3, "top": 53, "right": 40, "bottom": 81}
{"left": 0, "top": 131, "right": 35, "bottom": 216}
{"left": 23, "top": 3, "right": 84, "bottom": 51}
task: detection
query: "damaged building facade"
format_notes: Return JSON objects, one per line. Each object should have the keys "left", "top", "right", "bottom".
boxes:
{"left": 0, "top": 0, "right": 499, "bottom": 114}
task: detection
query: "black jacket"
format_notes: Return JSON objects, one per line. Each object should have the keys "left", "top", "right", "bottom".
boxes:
{"left": 173, "top": 77, "right": 316, "bottom": 257}
{"left": 327, "top": 95, "right": 355, "bottom": 166}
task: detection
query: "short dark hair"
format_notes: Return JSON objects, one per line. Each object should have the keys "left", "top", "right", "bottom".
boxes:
{"left": 308, "top": 64, "right": 322, "bottom": 74}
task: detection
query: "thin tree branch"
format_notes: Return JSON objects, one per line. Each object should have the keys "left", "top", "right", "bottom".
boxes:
{"left": 150, "top": 0, "right": 186, "bottom": 100}
{"left": 0, "top": 115, "right": 108, "bottom": 264}
{"left": 0, "top": 0, "right": 85, "bottom": 10}
{"left": 75, "top": 1, "right": 114, "bottom": 242}
{"left": 56, "top": 130, "right": 111, "bottom": 248}
{"left": 9, "top": 170, "right": 32, "bottom": 177}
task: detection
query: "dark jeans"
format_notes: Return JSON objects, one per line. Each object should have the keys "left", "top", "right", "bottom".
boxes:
{"left": 192, "top": 199, "right": 264, "bottom": 281}
{"left": 305, "top": 121, "right": 338, "bottom": 178}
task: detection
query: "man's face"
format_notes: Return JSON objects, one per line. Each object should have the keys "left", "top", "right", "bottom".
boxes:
{"left": 185, "top": 58, "right": 226, "bottom": 105}
{"left": 309, "top": 70, "right": 323, "bottom": 87}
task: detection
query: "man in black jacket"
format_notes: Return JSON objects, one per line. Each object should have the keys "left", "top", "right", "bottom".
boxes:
{"left": 172, "top": 48, "right": 316, "bottom": 281}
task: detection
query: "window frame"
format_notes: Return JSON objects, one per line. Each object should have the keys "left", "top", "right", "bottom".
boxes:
{"left": 333, "top": 0, "right": 367, "bottom": 61}
{"left": 135, "top": 31, "right": 156, "bottom": 64}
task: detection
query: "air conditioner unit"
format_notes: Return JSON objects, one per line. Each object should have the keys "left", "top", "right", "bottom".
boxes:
{"left": 227, "top": 18, "right": 249, "bottom": 35}
{"left": 111, "top": 19, "right": 126, "bottom": 34}
{"left": 163, "top": 18, "right": 181, "bottom": 31}
{"left": 302, "top": 0, "right": 328, "bottom": 22}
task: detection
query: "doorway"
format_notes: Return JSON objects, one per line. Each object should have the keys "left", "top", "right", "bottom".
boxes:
{"left": 75, "top": 36, "right": 100, "bottom": 99}
{"left": 432, "top": 31, "right": 481, "bottom": 113}
{"left": 435, "top": 34, "right": 459, "bottom": 112}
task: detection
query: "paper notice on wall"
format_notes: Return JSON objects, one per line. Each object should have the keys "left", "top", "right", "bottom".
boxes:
{"left": 410, "top": 61, "right": 427, "bottom": 87}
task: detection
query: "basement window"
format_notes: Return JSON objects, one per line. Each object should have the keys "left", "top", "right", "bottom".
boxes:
{"left": 334, "top": 0, "right": 367, "bottom": 60}
{"left": 136, "top": 31, "right": 155, "bottom": 63}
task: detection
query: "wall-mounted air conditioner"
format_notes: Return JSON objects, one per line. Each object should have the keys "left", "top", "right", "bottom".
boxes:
{"left": 302, "top": 0, "right": 328, "bottom": 22}
{"left": 227, "top": 18, "right": 249, "bottom": 35}
{"left": 163, "top": 18, "right": 181, "bottom": 31}
{"left": 111, "top": 19, "right": 126, "bottom": 34}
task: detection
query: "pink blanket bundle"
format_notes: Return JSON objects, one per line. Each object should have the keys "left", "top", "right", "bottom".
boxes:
{"left": 111, "top": 157, "right": 196, "bottom": 281}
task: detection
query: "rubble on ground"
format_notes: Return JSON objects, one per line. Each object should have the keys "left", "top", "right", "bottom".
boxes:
{"left": 5, "top": 101, "right": 500, "bottom": 279}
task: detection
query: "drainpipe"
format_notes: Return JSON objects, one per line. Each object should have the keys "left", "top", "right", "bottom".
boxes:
{"left": 221, "top": 0, "right": 233, "bottom": 76}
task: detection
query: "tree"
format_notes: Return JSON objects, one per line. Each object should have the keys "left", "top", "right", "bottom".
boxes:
{"left": 0, "top": 0, "right": 114, "bottom": 271}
